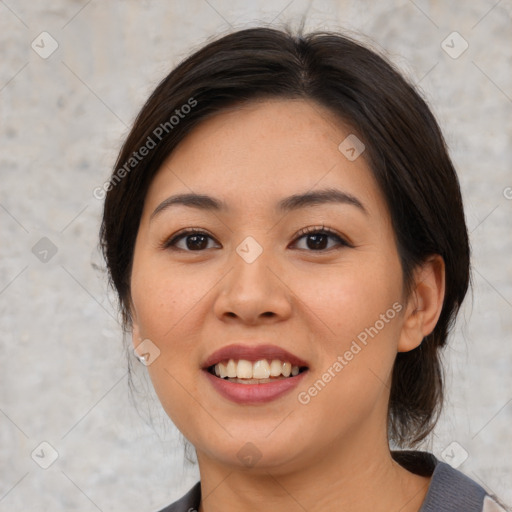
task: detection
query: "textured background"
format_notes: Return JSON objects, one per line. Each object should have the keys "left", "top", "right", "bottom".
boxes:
{"left": 1, "top": 1, "right": 511, "bottom": 511}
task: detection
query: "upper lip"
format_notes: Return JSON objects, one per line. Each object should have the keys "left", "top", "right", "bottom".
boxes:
{"left": 202, "top": 344, "right": 309, "bottom": 369}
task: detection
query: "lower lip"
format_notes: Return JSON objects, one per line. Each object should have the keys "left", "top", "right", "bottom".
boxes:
{"left": 203, "top": 369, "right": 308, "bottom": 404}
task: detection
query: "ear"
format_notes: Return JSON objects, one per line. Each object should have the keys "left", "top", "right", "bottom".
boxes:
{"left": 128, "top": 297, "right": 142, "bottom": 351}
{"left": 132, "top": 323, "right": 141, "bottom": 351}
{"left": 398, "top": 255, "right": 446, "bottom": 353}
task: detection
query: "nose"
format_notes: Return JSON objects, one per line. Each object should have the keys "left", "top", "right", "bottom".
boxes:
{"left": 213, "top": 241, "right": 292, "bottom": 325}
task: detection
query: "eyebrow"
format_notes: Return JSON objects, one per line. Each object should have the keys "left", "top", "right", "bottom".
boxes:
{"left": 151, "top": 193, "right": 227, "bottom": 220}
{"left": 277, "top": 188, "right": 367, "bottom": 214}
{"left": 150, "top": 187, "right": 367, "bottom": 220}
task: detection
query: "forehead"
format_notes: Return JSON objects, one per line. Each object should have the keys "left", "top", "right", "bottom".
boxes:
{"left": 143, "top": 99, "right": 386, "bottom": 218}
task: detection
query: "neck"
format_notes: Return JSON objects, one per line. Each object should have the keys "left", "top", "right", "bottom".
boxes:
{"left": 196, "top": 424, "right": 431, "bottom": 512}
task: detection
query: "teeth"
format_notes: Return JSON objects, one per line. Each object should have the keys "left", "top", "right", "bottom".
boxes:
{"left": 269, "top": 359, "right": 282, "bottom": 377}
{"left": 226, "top": 359, "right": 237, "bottom": 378}
{"left": 252, "top": 360, "right": 270, "bottom": 379}
{"left": 212, "top": 359, "right": 304, "bottom": 380}
{"left": 236, "top": 360, "right": 253, "bottom": 379}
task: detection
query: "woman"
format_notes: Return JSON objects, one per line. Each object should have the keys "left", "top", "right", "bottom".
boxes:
{"left": 100, "top": 27, "right": 507, "bottom": 512}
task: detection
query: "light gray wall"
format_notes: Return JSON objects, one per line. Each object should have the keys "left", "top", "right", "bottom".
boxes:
{"left": 1, "top": 1, "right": 511, "bottom": 510}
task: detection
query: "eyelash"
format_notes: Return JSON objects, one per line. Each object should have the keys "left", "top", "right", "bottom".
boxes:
{"left": 161, "top": 224, "right": 352, "bottom": 252}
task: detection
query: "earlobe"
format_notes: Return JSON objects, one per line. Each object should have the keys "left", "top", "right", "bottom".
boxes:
{"left": 129, "top": 299, "right": 141, "bottom": 350}
{"left": 398, "top": 255, "right": 446, "bottom": 353}
{"left": 131, "top": 321, "right": 141, "bottom": 350}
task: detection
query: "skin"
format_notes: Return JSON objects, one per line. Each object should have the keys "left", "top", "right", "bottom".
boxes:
{"left": 130, "top": 99, "right": 445, "bottom": 512}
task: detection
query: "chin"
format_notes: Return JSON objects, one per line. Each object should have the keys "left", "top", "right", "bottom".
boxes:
{"left": 193, "top": 425, "right": 314, "bottom": 474}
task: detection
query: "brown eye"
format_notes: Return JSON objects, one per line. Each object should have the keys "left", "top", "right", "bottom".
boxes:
{"left": 182, "top": 233, "right": 209, "bottom": 250}
{"left": 292, "top": 226, "right": 351, "bottom": 251}
{"left": 300, "top": 232, "right": 331, "bottom": 250}
{"left": 164, "top": 230, "right": 220, "bottom": 251}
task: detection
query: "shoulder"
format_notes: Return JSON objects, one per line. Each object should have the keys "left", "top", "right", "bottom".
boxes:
{"left": 154, "top": 481, "right": 201, "bottom": 512}
{"left": 420, "top": 460, "right": 503, "bottom": 512}
{"left": 393, "top": 450, "right": 509, "bottom": 512}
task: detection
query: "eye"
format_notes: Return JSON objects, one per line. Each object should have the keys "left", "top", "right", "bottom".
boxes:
{"left": 161, "top": 225, "right": 352, "bottom": 252}
{"left": 162, "top": 229, "right": 220, "bottom": 251}
{"left": 291, "top": 225, "right": 352, "bottom": 251}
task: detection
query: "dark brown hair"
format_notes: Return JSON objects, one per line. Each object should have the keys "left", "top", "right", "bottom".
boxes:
{"left": 100, "top": 27, "right": 470, "bottom": 447}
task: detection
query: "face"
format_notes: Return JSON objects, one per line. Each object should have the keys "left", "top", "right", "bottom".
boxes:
{"left": 130, "top": 99, "right": 412, "bottom": 474}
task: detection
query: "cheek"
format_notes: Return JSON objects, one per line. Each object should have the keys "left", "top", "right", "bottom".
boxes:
{"left": 130, "top": 256, "right": 214, "bottom": 414}
{"left": 130, "top": 255, "right": 209, "bottom": 341}
{"left": 130, "top": 260, "right": 204, "bottom": 434}
{"left": 291, "top": 253, "right": 404, "bottom": 410}
{"left": 291, "top": 256, "right": 403, "bottom": 346}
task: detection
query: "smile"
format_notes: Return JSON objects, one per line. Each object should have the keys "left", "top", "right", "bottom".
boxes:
{"left": 208, "top": 358, "right": 306, "bottom": 383}
{"left": 202, "top": 344, "right": 310, "bottom": 403}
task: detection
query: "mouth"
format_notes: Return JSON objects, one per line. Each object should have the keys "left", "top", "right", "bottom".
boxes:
{"left": 201, "top": 344, "right": 309, "bottom": 403}
{"left": 206, "top": 359, "right": 308, "bottom": 384}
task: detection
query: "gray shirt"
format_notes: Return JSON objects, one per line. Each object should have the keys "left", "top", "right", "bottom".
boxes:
{"left": 156, "top": 451, "right": 507, "bottom": 512}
